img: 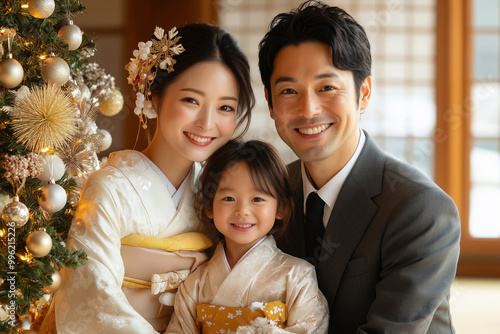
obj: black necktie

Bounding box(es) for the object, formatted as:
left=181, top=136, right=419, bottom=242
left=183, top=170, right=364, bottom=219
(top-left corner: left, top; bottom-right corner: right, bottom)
left=305, top=192, right=325, bottom=265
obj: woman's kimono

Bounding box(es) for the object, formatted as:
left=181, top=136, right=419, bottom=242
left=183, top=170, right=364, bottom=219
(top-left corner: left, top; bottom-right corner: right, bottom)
left=51, top=150, right=213, bottom=334
left=167, top=236, right=329, bottom=333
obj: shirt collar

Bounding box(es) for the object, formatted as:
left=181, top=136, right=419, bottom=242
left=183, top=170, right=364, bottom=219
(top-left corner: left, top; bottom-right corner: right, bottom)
left=302, top=129, right=366, bottom=214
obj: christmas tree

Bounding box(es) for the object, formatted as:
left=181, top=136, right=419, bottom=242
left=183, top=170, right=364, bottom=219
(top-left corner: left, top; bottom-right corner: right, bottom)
left=0, top=1, right=123, bottom=333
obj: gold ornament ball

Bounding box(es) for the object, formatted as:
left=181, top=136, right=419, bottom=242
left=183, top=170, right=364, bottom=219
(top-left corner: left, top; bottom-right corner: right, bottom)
left=58, top=22, right=82, bottom=51
left=26, top=230, right=53, bottom=257
left=41, top=56, right=70, bottom=86
left=28, top=0, right=55, bottom=19
left=0, top=57, right=24, bottom=88
left=98, top=88, right=124, bottom=116
left=22, top=331, right=38, bottom=334
left=42, top=270, right=62, bottom=294
left=1, top=200, right=29, bottom=228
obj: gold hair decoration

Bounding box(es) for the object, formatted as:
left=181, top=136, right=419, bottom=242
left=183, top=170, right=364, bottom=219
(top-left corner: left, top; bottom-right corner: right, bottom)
left=125, top=26, right=185, bottom=128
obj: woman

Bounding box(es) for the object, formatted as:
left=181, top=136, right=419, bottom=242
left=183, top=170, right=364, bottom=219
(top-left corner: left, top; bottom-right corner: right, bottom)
left=48, top=23, right=254, bottom=334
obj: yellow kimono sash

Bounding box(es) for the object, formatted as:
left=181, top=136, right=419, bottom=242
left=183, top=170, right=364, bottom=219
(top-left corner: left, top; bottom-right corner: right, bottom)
left=121, top=232, right=212, bottom=332
left=121, top=232, right=212, bottom=289
left=197, top=301, right=286, bottom=333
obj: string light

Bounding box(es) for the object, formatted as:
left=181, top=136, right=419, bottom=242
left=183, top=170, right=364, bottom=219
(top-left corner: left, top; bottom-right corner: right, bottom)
left=19, top=253, right=33, bottom=263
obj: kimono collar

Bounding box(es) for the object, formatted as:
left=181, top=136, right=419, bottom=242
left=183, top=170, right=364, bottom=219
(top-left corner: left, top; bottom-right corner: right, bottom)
left=222, top=236, right=268, bottom=272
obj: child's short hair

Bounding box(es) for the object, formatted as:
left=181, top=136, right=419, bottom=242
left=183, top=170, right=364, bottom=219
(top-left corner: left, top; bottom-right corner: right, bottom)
left=197, top=139, right=293, bottom=238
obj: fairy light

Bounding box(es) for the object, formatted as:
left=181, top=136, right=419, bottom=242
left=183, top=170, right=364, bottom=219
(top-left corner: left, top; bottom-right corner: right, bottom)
left=21, top=4, right=29, bottom=9
left=39, top=55, right=47, bottom=60
left=0, top=229, right=5, bottom=237
left=19, top=253, right=33, bottom=263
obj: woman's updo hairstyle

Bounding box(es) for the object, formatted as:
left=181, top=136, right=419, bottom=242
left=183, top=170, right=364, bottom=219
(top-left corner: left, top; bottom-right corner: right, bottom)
left=150, top=23, right=254, bottom=137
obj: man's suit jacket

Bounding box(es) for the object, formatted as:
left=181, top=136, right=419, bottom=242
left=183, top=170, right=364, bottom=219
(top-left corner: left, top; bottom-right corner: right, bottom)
left=277, top=131, right=461, bottom=333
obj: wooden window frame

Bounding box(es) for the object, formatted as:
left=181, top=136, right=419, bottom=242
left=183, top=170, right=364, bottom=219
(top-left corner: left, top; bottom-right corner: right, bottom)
left=436, top=0, right=500, bottom=277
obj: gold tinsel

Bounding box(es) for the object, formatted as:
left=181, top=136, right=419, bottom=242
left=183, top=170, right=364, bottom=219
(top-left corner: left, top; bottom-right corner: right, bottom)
left=11, top=85, right=78, bottom=152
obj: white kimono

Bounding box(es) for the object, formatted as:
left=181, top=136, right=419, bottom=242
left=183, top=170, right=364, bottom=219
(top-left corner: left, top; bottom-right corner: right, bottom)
left=53, top=150, right=212, bottom=334
left=167, top=236, right=329, bottom=334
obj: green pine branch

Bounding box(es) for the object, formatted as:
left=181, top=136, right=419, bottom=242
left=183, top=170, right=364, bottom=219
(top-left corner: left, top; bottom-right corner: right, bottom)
left=0, top=1, right=97, bottom=332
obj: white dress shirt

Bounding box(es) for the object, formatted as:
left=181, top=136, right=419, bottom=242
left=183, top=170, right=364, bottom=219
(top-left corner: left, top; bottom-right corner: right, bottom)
left=302, top=129, right=366, bottom=228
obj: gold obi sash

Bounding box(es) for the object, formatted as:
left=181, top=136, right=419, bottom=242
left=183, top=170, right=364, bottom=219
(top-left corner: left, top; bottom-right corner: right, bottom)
left=121, top=232, right=212, bottom=333
left=197, top=301, right=286, bottom=333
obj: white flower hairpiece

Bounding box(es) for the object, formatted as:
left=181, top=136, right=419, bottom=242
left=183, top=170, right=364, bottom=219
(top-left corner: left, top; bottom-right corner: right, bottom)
left=125, top=26, right=185, bottom=128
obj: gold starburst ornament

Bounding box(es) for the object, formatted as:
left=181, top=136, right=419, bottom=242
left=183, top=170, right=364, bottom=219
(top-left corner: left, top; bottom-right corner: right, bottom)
left=11, top=85, right=78, bottom=152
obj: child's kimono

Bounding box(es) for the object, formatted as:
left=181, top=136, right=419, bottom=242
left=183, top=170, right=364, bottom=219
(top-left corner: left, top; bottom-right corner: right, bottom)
left=167, top=235, right=329, bottom=333
left=48, top=150, right=214, bottom=334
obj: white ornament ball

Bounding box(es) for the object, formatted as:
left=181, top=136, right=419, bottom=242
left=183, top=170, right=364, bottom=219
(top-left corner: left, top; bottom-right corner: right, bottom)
left=42, top=270, right=62, bottom=294
left=98, top=88, right=124, bottom=116
left=1, top=199, right=29, bottom=228
left=38, top=154, right=66, bottom=183
left=38, top=182, right=67, bottom=213
left=0, top=57, right=24, bottom=88
left=58, top=22, right=82, bottom=51
left=79, top=84, right=91, bottom=100
left=26, top=230, right=52, bottom=257
left=28, top=0, right=55, bottom=19
left=98, top=129, right=112, bottom=151
left=41, top=56, right=70, bottom=86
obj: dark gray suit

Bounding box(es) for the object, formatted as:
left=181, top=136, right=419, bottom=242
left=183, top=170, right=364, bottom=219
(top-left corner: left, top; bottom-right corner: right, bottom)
left=277, top=131, right=461, bottom=333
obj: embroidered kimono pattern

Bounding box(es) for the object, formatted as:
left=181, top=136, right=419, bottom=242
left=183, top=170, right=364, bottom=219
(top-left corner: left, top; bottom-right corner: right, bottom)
left=52, top=150, right=213, bottom=334
left=197, top=301, right=286, bottom=333
left=166, top=236, right=329, bottom=333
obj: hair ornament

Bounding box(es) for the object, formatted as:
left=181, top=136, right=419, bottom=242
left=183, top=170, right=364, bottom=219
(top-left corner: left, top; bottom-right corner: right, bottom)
left=125, top=26, right=185, bottom=128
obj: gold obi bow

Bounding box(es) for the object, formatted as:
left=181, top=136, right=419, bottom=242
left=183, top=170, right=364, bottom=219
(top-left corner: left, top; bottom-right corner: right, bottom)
left=197, top=301, right=286, bottom=333
left=121, top=232, right=212, bottom=294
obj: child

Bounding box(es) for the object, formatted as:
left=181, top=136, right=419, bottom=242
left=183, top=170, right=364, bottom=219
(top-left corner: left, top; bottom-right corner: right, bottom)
left=166, top=140, right=328, bottom=333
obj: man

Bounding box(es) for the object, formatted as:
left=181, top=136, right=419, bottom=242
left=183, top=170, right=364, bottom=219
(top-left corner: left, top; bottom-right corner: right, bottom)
left=258, top=1, right=461, bottom=333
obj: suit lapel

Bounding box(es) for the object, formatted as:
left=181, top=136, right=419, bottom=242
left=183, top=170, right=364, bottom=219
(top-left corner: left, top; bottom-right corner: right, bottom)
left=317, top=132, right=385, bottom=300
left=277, top=160, right=307, bottom=257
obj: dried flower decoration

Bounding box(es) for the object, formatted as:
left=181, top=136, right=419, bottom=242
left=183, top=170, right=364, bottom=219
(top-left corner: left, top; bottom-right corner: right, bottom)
left=3, top=153, right=45, bottom=195
left=125, top=26, right=185, bottom=128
